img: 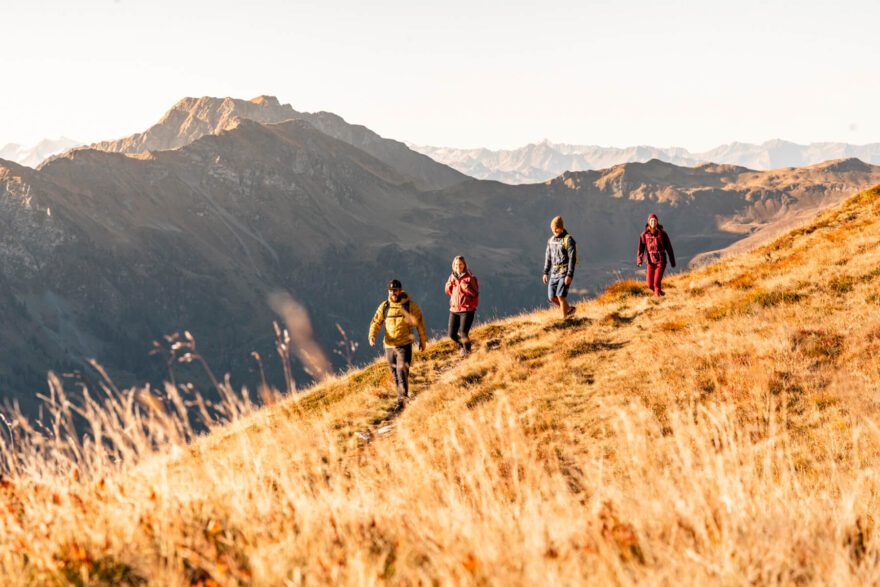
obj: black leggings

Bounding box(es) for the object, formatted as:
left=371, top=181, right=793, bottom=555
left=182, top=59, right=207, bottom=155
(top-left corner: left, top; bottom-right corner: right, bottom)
left=448, top=311, right=475, bottom=351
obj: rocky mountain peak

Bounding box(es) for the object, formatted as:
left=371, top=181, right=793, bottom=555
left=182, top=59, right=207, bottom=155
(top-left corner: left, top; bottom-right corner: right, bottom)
left=95, top=95, right=302, bottom=156
left=250, top=95, right=280, bottom=106
left=88, top=95, right=467, bottom=190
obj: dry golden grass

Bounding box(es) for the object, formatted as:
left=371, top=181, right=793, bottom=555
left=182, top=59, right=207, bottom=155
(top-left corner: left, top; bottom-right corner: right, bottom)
left=3, top=186, right=880, bottom=584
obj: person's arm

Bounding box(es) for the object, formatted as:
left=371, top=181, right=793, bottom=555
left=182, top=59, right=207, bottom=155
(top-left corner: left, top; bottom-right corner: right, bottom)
left=543, top=241, right=551, bottom=283
left=445, top=274, right=456, bottom=296
left=461, top=274, right=479, bottom=297
left=412, top=303, right=427, bottom=351
left=663, top=231, right=676, bottom=267
left=637, top=233, right=645, bottom=266
left=565, top=237, right=576, bottom=281
left=368, top=303, right=385, bottom=346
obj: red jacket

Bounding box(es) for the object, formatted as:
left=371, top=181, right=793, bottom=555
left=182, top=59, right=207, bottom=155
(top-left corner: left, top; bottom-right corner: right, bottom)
left=637, top=225, right=676, bottom=267
left=445, top=271, right=480, bottom=312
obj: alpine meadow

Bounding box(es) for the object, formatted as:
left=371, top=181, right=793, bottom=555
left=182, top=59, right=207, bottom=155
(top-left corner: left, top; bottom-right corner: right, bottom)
left=2, top=180, right=880, bottom=583
left=4, top=0, right=880, bottom=583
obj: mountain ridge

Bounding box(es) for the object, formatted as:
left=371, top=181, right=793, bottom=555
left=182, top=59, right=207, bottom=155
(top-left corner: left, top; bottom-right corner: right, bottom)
left=83, top=95, right=468, bottom=190
left=412, top=139, right=880, bottom=184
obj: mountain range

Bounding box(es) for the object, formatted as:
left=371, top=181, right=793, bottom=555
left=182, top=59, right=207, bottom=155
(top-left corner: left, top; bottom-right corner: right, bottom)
left=2, top=95, right=880, bottom=413
left=411, top=139, right=880, bottom=184
left=9, top=128, right=880, bottom=189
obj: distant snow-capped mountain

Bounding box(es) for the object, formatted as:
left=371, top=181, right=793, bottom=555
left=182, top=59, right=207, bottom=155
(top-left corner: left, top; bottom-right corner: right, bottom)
left=410, top=139, right=880, bottom=184
left=0, top=137, right=82, bottom=168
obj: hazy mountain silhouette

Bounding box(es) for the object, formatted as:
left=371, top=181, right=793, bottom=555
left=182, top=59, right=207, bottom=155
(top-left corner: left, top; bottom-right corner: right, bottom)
left=0, top=137, right=81, bottom=168
left=412, top=139, right=880, bottom=183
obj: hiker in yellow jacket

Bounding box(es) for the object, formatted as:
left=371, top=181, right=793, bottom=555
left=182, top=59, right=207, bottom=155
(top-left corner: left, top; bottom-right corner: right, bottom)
left=369, top=279, right=428, bottom=411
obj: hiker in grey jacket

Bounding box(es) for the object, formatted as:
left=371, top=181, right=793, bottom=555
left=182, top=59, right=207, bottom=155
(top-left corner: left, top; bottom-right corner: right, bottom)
left=543, top=215, right=577, bottom=319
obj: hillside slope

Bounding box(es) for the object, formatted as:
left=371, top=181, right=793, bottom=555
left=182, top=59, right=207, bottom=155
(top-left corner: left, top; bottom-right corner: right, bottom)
left=2, top=185, right=880, bottom=583
left=1, top=118, right=440, bottom=408
left=8, top=132, right=880, bottom=412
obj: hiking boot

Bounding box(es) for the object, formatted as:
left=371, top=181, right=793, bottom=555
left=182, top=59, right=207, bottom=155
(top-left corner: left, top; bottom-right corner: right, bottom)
left=394, top=399, right=405, bottom=412
left=565, top=305, right=577, bottom=318
left=460, top=346, right=468, bottom=358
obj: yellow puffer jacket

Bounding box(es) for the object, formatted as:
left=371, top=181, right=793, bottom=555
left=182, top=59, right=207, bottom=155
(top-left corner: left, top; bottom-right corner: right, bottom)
left=368, top=291, right=427, bottom=349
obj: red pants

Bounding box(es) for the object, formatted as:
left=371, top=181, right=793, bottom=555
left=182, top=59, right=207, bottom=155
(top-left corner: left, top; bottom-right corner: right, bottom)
left=646, top=262, right=666, bottom=295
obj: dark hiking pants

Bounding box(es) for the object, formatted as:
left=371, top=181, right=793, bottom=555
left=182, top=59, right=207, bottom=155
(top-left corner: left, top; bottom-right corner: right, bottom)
left=448, top=311, right=475, bottom=351
left=385, top=344, right=413, bottom=402
left=646, top=262, right=666, bottom=295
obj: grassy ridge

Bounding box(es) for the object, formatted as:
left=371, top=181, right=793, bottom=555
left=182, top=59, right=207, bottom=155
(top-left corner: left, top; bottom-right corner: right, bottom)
left=2, top=186, right=880, bottom=584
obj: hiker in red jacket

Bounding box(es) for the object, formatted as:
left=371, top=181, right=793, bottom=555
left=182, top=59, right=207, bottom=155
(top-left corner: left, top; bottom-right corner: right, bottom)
left=637, top=213, right=676, bottom=297
left=445, top=256, right=480, bottom=358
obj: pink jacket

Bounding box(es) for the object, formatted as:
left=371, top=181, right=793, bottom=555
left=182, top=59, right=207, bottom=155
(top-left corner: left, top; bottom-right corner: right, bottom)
left=445, top=272, right=480, bottom=312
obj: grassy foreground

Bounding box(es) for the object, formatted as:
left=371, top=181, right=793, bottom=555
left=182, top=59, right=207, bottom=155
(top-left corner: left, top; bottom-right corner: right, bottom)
left=3, top=186, right=880, bottom=584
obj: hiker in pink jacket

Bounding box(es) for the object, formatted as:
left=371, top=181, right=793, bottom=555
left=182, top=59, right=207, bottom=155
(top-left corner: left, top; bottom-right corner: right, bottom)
left=445, top=256, right=480, bottom=358
left=637, top=213, right=676, bottom=297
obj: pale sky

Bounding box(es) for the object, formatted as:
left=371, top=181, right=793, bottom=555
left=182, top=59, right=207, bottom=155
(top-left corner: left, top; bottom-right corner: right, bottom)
left=1, top=0, right=879, bottom=151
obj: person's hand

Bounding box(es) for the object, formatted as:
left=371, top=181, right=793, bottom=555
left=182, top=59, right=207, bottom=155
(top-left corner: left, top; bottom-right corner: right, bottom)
left=542, top=274, right=548, bottom=284
left=637, top=262, right=642, bottom=267
left=671, top=262, right=676, bottom=268
left=369, top=336, right=376, bottom=347
left=564, top=276, right=572, bottom=286
left=418, top=341, right=426, bottom=352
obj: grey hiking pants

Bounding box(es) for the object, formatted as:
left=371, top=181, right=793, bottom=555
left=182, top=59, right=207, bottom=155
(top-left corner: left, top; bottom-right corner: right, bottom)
left=385, top=344, right=412, bottom=402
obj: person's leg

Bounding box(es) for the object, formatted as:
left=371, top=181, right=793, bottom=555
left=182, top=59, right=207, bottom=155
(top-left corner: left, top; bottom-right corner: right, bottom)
left=385, top=347, right=403, bottom=407
left=646, top=263, right=656, bottom=290
left=398, top=344, right=413, bottom=399
left=548, top=277, right=561, bottom=307
left=559, top=296, right=571, bottom=317
left=655, top=262, right=667, bottom=295
left=556, top=277, right=574, bottom=318
left=550, top=276, right=569, bottom=315
left=459, top=311, right=475, bottom=352
left=448, top=312, right=462, bottom=348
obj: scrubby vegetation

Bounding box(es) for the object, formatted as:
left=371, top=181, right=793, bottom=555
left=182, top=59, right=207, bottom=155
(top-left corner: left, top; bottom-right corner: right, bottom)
left=2, top=186, right=880, bottom=584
